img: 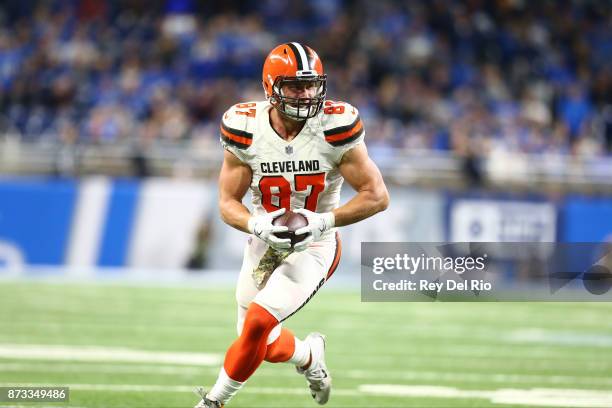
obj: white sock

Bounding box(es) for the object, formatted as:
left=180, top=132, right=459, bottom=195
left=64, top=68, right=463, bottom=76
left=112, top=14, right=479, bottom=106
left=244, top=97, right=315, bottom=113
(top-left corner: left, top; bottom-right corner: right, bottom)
left=287, top=336, right=311, bottom=367
left=206, top=368, right=245, bottom=404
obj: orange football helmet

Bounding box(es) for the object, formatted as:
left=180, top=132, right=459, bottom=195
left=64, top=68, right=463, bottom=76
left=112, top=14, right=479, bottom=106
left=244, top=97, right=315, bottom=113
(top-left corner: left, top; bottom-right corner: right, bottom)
left=262, top=42, right=326, bottom=120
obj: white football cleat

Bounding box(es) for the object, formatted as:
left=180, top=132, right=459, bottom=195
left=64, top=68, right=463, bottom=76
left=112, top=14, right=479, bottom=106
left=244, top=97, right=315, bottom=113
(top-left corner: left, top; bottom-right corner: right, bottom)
left=193, top=387, right=224, bottom=408
left=297, top=332, right=332, bottom=405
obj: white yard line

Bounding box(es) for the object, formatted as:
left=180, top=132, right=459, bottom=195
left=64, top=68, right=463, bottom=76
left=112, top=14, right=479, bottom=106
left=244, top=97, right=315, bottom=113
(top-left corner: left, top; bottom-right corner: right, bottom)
left=0, top=320, right=227, bottom=332
left=0, top=347, right=606, bottom=370
left=332, top=347, right=605, bottom=362
left=0, top=382, right=359, bottom=397
left=359, top=384, right=612, bottom=408
left=345, top=369, right=612, bottom=387
left=1, top=382, right=611, bottom=407
left=0, top=344, right=221, bottom=366
left=509, top=328, right=612, bottom=348
left=2, top=361, right=611, bottom=388
left=0, top=362, right=205, bottom=375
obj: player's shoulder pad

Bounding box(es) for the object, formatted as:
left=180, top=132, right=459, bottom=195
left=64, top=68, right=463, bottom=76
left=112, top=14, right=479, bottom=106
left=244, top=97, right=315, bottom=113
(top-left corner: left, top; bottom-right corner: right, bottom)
left=220, top=101, right=261, bottom=150
left=321, top=101, right=364, bottom=147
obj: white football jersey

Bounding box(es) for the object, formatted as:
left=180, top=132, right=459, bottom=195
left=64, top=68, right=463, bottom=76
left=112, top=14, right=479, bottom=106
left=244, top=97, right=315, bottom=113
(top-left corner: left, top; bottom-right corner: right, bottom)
left=220, top=100, right=365, bottom=219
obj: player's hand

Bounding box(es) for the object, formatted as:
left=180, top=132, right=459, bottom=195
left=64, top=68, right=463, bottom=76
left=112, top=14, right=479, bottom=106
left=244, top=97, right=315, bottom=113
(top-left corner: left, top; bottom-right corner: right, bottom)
left=247, top=208, right=292, bottom=251
left=293, top=209, right=335, bottom=251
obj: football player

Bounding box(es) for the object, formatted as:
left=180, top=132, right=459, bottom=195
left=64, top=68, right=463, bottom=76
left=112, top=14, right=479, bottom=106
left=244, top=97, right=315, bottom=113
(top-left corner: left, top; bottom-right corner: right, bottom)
left=196, top=42, right=389, bottom=407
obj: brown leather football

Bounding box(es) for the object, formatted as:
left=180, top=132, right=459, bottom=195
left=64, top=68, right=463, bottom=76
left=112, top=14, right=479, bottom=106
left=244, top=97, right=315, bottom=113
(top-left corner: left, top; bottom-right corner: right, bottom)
left=273, top=210, right=309, bottom=246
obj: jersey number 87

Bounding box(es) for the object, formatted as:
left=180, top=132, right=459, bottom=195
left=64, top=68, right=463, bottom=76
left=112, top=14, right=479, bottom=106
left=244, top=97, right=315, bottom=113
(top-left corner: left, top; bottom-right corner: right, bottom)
left=259, top=173, right=325, bottom=212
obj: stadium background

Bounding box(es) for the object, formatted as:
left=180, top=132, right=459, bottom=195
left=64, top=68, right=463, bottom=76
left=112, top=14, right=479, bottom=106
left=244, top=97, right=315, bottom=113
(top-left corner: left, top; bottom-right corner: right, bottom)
left=0, top=1, right=611, bottom=407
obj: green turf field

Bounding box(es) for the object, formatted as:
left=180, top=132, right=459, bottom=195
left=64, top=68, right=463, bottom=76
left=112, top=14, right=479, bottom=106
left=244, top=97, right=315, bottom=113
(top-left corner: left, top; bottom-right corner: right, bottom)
left=1, top=281, right=611, bottom=408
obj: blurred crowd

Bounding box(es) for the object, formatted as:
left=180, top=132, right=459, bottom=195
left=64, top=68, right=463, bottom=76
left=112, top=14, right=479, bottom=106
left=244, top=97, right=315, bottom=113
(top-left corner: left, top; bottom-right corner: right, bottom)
left=0, top=0, right=610, bottom=159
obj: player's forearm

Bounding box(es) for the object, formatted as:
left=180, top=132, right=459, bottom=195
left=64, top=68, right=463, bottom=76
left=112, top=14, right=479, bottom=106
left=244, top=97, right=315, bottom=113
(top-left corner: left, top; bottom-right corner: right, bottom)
left=219, top=200, right=251, bottom=233
left=332, top=186, right=389, bottom=227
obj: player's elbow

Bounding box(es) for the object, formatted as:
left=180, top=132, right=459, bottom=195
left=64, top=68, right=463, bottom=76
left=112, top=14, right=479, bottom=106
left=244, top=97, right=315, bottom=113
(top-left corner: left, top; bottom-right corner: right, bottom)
left=372, top=185, right=390, bottom=214
left=377, top=187, right=390, bottom=212
left=218, top=198, right=236, bottom=226
left=219, top=207, right=231, bottom=226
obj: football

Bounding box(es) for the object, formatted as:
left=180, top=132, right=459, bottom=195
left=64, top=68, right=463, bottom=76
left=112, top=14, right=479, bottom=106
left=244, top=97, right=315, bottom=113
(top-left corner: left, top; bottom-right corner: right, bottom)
left=273, top=210, right=309, bottom=247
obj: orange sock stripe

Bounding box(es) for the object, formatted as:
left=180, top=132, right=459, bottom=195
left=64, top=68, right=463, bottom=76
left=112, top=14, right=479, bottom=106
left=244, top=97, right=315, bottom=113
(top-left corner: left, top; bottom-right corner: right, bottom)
left=326, top=232, right=342, bottom=280
left=223, top=302, right=279, bottom=382
left=264, top=328, right=295, bottom=363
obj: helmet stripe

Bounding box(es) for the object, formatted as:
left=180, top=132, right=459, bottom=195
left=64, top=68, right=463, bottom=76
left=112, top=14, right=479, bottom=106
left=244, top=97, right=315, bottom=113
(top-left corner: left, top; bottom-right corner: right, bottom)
left=286, top=43, right=303, bottom=70
left=290, top=42, right=310, bottom=70
left=305, top=47, right=316, bottom=71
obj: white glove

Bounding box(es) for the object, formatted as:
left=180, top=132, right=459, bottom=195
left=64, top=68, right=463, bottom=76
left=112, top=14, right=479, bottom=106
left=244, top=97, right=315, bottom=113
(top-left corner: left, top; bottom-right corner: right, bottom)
left=293, top=209, right=335, bottom=252
left=247, top=208, right=291, bottom=251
